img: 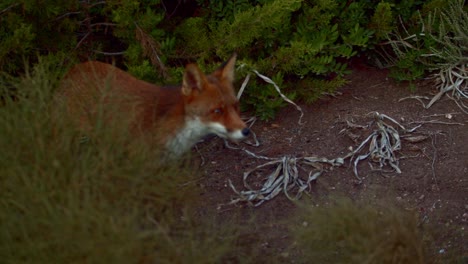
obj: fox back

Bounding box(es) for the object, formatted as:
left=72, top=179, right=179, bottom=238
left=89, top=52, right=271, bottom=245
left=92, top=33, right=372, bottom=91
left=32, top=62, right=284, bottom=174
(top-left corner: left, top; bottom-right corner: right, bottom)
left=57, top=54, right=249, bottom=157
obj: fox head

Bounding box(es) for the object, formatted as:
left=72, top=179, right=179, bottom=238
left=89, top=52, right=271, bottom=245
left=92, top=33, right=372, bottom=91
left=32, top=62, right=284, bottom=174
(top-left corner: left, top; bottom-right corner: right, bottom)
left=181, top=54, right=250, bottom=142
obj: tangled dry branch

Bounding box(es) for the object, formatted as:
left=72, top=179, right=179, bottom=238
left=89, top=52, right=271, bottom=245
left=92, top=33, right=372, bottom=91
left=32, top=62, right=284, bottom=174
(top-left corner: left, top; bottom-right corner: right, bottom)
left=226, top=111, right=463, bottom=206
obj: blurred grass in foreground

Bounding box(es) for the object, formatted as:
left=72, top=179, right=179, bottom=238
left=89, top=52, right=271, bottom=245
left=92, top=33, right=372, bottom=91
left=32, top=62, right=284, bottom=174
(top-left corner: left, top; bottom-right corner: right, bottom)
left=292, top=197, right=430, bottom=264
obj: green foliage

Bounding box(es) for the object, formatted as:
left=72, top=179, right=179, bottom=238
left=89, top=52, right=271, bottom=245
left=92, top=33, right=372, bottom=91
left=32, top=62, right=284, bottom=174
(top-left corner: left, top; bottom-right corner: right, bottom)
left=388, top=47, right=426, bottom=89
left=0, top=23, right=35, bottom=73
left=296, top=76, right=349, bottom=104
left=0, top=1, right=78, bottom=73
left=197, top=0, right=263, bottom=21
left=0, top=1, right=171, bottom=81
left=369, top=2, right=394, bottom=40
left=213, top=0, right=302, bottom=57
left=1, top=0, right=451, bottom=119
left=243, top=72, right=297, bottom=120
left=102, top=0, right=172, bottom=81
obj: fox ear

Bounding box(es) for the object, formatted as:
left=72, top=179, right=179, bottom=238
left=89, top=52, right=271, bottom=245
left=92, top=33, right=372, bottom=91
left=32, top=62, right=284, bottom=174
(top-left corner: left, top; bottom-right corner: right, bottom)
left=219, top=53, right=237, bottom=82
left=182, top=64, right=206, bottom=95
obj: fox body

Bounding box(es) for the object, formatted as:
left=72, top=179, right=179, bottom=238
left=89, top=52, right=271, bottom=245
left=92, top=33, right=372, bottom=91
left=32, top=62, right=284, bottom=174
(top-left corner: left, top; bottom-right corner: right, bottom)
left=58, top=55, right=249, bottom=157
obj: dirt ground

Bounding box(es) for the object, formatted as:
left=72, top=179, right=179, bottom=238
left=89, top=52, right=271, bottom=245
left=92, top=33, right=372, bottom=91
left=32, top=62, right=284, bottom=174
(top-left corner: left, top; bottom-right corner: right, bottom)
left=194, top=62, right=467, bottom=262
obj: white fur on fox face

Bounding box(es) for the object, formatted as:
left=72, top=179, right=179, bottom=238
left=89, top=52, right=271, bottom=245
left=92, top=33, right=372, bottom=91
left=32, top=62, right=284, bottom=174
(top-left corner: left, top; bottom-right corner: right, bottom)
left=167, top=118, right=247, bottom=157
left=227, top=129, right=247, bottom=140
left=167, top=117, right=211, bottom=156
left=208, top=122, right=246, bottom=140
left=207, top=122, right=228, bottom=137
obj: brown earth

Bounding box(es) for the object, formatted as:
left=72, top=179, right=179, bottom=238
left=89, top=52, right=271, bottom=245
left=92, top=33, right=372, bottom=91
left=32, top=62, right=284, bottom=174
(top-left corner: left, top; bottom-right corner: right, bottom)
left=194, top=63, right=467, bottom=262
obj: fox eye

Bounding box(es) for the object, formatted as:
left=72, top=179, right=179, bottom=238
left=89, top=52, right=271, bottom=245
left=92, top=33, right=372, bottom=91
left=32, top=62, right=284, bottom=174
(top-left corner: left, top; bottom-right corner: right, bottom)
left=212, top=108, right=223, bottom=114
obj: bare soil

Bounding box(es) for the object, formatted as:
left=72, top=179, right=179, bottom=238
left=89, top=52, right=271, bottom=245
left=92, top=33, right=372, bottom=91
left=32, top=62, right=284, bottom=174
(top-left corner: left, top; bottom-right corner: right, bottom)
left=194, top=62, right=467, bottom=262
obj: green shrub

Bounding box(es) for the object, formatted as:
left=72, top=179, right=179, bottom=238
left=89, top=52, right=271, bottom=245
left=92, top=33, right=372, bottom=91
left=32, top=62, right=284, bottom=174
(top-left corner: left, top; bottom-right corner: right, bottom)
left=1, top=0, right=445, bottom=120
left=0, top=1, right=78, bottom=74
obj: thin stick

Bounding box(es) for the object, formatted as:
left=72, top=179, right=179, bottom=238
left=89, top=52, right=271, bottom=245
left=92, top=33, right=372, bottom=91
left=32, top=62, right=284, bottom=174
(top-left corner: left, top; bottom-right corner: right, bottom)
left=429, top=134, right=440, bottom=191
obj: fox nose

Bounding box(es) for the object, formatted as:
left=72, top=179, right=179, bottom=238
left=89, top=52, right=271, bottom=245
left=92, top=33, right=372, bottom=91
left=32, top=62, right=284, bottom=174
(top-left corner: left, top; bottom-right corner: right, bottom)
left=241, top=127, right=250, bottom=137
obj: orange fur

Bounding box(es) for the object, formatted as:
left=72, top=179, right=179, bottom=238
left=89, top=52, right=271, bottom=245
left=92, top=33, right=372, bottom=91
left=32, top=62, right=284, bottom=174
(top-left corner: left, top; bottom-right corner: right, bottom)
left=57, top=54, right=249, bottom=156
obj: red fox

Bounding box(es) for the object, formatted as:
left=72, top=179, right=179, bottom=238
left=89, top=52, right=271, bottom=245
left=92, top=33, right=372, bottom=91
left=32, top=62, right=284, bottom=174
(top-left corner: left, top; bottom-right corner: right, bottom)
left=58, top=54, right=249, bottom=157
